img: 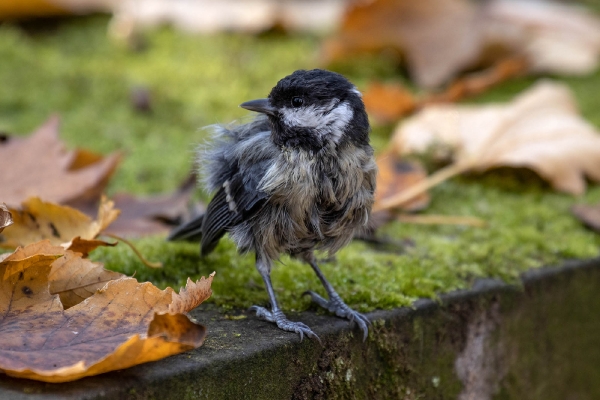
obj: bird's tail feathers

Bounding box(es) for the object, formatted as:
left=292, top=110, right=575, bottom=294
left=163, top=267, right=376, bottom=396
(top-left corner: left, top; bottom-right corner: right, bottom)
left=167, top=214, right=205, bottom=242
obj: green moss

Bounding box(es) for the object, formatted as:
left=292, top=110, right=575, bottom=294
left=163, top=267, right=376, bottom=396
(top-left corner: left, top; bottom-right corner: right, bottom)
left=1, top=16, right=600, bottom=312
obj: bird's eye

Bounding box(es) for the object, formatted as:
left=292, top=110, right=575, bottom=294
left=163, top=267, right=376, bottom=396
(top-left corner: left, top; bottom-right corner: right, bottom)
left=291, top=96, right=304, bottom=108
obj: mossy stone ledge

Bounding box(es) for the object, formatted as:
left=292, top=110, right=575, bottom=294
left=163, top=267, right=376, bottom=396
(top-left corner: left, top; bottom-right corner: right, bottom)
left=2, top=257, right=600, bottom=399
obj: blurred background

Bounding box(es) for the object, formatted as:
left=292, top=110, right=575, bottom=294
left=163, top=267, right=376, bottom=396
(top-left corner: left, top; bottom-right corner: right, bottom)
left=1, top=0, right=598, bottom=197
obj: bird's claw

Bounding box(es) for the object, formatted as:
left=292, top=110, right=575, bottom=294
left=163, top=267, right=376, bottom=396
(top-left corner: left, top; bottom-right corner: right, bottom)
left=249, top=306, right=321, bottom=343
left=303, top=290, right=370, bottom=341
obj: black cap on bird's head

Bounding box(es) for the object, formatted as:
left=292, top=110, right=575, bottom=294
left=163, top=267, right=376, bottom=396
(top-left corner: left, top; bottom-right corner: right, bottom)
left=240, top=69, right=369, bottom=152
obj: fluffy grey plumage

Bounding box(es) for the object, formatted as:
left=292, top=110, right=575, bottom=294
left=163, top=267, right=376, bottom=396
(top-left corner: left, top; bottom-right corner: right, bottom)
left=169, top=69, right=377, bottom=340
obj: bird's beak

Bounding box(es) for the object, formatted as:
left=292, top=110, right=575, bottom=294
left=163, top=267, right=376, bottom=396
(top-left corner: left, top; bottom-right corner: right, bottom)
left=240, top=98, right=276, bottom=116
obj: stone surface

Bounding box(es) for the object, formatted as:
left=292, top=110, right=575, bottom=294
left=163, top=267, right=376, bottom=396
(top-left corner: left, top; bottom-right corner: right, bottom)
left=1, top=258, right=600, bottom=399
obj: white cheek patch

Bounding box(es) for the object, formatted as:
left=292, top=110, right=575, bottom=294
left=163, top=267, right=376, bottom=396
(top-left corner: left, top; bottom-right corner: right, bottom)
left=280, top=100, right=354, bottom=144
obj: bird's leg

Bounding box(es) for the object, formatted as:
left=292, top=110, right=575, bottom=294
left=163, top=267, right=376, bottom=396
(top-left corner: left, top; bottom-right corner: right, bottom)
left=249, top=255, right=320, bottom=341
left=302, top=253, right=370, bottom=340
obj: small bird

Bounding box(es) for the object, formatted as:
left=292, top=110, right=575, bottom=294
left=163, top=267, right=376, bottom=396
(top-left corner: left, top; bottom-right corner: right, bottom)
left=169, top=69, right=377, bottom=340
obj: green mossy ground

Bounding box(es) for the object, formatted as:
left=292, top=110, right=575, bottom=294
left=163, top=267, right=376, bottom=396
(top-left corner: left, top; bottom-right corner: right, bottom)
left=1, top=15, right=599, bottom=312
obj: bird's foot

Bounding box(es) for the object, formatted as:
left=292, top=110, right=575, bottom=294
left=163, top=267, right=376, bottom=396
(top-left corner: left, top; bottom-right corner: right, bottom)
left=249, top=306, right=320, bottom=342
left=303, top=291, right=370, bottom=340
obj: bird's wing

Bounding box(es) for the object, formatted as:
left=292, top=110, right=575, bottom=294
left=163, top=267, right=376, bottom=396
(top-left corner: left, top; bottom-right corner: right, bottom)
left=200, top=170, right=268, bottom=255
left=168, top=167, right=268, bottom=256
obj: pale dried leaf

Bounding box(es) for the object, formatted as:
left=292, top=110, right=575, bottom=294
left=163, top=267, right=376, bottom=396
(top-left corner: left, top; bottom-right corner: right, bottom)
left=169, top=273, right=215, bottom=314
left=393, top=80, right=600, bottom=194
left=49, top=251, right=124, bottom=308
left=1, top=240, right=65, bottom=264
left=484, top=0, right=600, bottom=76
left=109, top=0, right=346, bottom=37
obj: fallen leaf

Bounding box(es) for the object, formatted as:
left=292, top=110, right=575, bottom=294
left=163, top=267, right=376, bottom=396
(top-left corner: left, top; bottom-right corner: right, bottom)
left=374, top=151, right=429, bottom=212
left=69, top=174, right=199, bottom=238
left=0, top=0, right=70, bottom=19
left=109, top=0, right=346, bottom=37
left=0, top=204, right=12, bottom=234
left=0, top=242, right=214, bottom=383
left=0, top=116, right=120, bottom=207
left=49, top=250, right=124, bottom=308
left=169, top=277, right=215, bottom=314
left=1, top=239, right=64, bottom=264
left=322, top=0, right=484, bottom=88
left=379, top=80, right=600, bottom=209
left=363, top=57, right=529, bottom=124
left=106, top=174, right=199, bottom=237
left=484, top=0, right=600, bottom=76
left=1, top=197, right=119, bottom=255
left=571, top=203, right=600, bottom=233
left=324, top=0, right=600, bottom=88
left=426, top=57, right=529, bottom=104
left=362, top=82, right=417, bottom=124
left=67, top=237, right=117, bottom=257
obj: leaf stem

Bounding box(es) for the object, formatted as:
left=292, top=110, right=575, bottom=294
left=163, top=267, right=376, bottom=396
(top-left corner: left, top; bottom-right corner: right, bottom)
left=103, top=233, right=163, bottom=269
left=373, top=161, right=473, bottom=212
left=396, top=214, right=487, bottom=227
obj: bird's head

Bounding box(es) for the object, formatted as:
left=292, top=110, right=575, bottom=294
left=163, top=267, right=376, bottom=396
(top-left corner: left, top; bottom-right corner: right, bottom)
left=240, top=69, right=369, bottom=152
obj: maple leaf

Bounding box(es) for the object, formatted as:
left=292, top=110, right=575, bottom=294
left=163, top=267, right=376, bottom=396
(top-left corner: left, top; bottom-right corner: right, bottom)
left=49, top=250, right=124, bottom=308
left=377, top=80, right=600, bottom=210
left=1, top=197, right=119, bottom=256
left=0, top=241, right=214, bottom=383
left=0, top=116, right=120, bottom=207
left=0, top=204, right=12, bottom=234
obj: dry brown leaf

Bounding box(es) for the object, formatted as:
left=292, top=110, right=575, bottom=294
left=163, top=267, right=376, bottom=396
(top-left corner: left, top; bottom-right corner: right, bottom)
left=324, top=0, right=600, bottom=88
left=0, top=243, right=214, bottom=383
left=0, top=0, right=70, bottom=19
left=322, top=0, right=484, bottom=88
left=169, top=277, right=215, bottom=314
left=0, top=116, right=120, bottom=207
left=380, top=80, right=600, bottom=210
left=571, top=203, right=600, bottom=233
left=1, top=197, right=119, bottom=254
left=67, top=237, right=117, bottom=257
left=363, top=57, right=528, bottom=124
left=426, top=57, right=529, bottom=104
left=49, top=250, right=124, bottom=308
left=70, top=174, right=199, bottom=238
left=374, top=151, right=429, bottom=212
left=362, top=82, right=417, bottom=124
left=106, top=175, right=199, bottom=237
left=0, top=204, right=12, bottom=234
